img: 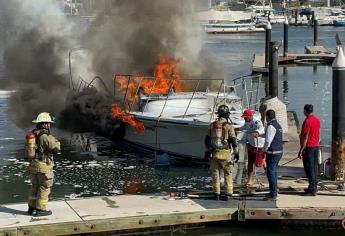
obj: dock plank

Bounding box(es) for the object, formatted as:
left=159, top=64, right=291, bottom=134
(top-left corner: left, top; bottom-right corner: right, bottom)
left=67, top=195, right=207, bottom=220
left=0, top=201, right=81, bottom=229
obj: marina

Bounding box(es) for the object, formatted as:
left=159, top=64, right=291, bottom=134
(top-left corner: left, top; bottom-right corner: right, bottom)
left=0, top=0, right=345, bottom=235
left=1, top=117, right=345, bottom=235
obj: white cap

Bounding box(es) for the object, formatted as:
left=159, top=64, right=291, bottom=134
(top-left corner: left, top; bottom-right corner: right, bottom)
left=332, top=46, right=345, bottom=70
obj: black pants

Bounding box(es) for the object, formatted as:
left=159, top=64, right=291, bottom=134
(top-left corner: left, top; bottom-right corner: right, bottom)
left=302, top=147, right=319, bottom=193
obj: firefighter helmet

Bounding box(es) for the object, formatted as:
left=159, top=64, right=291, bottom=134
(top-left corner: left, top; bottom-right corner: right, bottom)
left=217, top=105, right=230, bottom=117
left=32, top=112, right=54, bottom=123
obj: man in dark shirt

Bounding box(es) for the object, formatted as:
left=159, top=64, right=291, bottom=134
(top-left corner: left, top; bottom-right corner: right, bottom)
left=298, top=104, right=321, bottom=196
left=263, top=110, right=283, bottom=200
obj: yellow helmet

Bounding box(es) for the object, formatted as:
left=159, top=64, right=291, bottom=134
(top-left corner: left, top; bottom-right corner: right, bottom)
left=32, top=112, right=54, bottom=123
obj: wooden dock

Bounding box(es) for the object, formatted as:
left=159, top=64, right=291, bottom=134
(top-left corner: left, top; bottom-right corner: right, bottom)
left=1, top=192, right=345, bottom=235
left=1, top=112, right=345, bottom=235
left=252, top=52, right=336, bottom=74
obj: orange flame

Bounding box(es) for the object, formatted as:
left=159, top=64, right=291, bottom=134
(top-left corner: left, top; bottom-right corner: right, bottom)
left=110, top=103, right=145, bottom=134
left=115, top=54, right=184, bottom=102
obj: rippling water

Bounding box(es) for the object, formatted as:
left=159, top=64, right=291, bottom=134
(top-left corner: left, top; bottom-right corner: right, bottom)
left=1, top=25, right=345, bottom=235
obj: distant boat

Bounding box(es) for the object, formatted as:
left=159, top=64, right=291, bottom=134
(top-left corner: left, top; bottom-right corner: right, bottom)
left=204, top=21, right=264, bottom=34
left=334, top=19, right=345, bottom=26
left=197, top=8, right=253, bottom=23
left=245, top=4, right=286, bottom=24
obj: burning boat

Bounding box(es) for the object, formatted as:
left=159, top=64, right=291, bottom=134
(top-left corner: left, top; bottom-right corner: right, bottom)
left=111, top=56, right=263, bottom=161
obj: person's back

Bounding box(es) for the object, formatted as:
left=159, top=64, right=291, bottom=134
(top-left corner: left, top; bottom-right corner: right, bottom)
left=205, top=105, right=239, bottom=201
left=298, top=104, right=320, bottom=196
left=27, top=112, right=60, bottom=217
left=301, top=114, right=320, bottom=148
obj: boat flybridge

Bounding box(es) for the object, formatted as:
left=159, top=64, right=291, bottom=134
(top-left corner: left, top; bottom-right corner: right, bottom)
left=114, top=75, right=263, bottom=161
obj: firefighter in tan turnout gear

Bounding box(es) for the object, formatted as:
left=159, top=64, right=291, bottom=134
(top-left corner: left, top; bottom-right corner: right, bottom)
left=205, top=105, right=239, bottom=201
left=26, top=112, right=60, bottom=216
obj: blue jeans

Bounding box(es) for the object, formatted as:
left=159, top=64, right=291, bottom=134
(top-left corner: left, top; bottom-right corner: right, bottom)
left=302, top=147, right=319, bottom=193
left=265, top=153, right=283, bottom=197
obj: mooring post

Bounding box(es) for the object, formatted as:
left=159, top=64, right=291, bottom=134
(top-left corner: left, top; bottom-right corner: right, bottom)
left=269, top=41, right=279, bottom=98
left=332, top=46, right=345, bottom=181
left=283, top=18, right=289, bottom=57
left=294, top=10, right=298, bottom=26
left=311, top=11, right=315, bottom=26
left=313, top=16, right=318, bottom=46
left=265, top=22, right=272, bottom=68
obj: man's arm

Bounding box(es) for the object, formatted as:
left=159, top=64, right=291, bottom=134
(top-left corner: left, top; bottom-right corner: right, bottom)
left=228, top=125, right=239, bottom=162
left=263, top=125, right=276, bottom=152
left=254, top=119, right=265, bottom=135
left=298, top=121, right=310, bottom=158
left=298, top=133, right=308, bottom=159
left=251, top=119, right=265, bottom=138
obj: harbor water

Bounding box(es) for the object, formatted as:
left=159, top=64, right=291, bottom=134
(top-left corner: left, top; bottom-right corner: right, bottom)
left=1, top=26, right=345, bottom=235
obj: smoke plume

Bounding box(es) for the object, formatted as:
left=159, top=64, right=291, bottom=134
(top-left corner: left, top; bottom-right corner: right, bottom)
left=0, top=0, right=77, bottom=127
left=1, top=0, right=222, bottom=130
left=83, top=0, right=221, bottom=86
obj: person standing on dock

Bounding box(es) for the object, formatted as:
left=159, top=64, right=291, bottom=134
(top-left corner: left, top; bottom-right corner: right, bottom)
left=205, top=105, right=239, bottom=201
left=238, top=109, right=265, bottom=188
left=298, top=104, right=320, bottom=196
left=263, top=110, right=283, bottom=201
left=26, top=112, right=61, bottom=216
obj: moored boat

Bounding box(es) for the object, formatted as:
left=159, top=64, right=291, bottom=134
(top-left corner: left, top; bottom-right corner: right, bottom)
left=203, top=21, right=265, bottom=33
left=114, top=75, right=263, bottom=161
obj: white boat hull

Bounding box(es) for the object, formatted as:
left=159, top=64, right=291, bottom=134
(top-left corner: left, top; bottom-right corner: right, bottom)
left=125, top=118, right=207, bottom=159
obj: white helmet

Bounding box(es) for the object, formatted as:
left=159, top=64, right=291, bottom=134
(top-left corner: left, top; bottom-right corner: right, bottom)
left=32, top=112, right=54, bottom=123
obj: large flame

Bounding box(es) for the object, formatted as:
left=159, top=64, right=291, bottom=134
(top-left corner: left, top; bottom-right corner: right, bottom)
left=110, top=103, right=145, bottom=134
left=115, top=55, right=184, bottom=102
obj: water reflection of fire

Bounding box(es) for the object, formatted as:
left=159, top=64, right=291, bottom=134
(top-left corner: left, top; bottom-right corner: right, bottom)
left=110, top=103, right=145, bottom=134
left=115, top=55, right=184, bottom=102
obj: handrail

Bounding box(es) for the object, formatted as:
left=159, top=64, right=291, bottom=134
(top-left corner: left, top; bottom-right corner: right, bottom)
left=183, top=80, right=200, bottom=119
left=129, top=77, right=144, bottom=112
left=113, top=74, right=262, bottom=122
left=209, top=79, right=224, bottom=123
left=87, top=76, right=113, bottom=97
left=142, top=78, right=159, bottom=114
left=159, top=80, right=176, bottom=117
left=122, top=75, right=131, bottom=107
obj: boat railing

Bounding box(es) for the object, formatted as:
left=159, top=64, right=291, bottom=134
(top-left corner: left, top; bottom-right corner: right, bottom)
left=113, top=74, right=262, bottom=121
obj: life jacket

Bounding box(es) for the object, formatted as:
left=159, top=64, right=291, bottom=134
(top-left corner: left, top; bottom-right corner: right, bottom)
left=210, top=119, right=230, bottom=151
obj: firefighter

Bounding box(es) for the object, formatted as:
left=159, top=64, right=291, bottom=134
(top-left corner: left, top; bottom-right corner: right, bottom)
left=205, top=105, right=239, bottom=201
left=27, top=112, right=60, bottom=216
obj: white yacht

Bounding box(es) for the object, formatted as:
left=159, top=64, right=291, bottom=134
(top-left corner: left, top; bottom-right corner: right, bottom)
left=245, top=2, right=287, bottom=24
left=115, top=75, right=263, bottom=160
left=204, top=21, right=264, bottom=33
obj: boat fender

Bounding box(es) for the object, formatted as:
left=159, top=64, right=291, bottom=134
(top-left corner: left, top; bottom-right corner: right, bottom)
left=341, top=218, right=345, bottom=230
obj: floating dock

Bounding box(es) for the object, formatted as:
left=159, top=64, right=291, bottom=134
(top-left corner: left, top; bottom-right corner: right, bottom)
left=252, top=48, right=336, bottom=74
left=1, top=113, right=345, bottom=235
left=1, top=193, right=345, bottom=235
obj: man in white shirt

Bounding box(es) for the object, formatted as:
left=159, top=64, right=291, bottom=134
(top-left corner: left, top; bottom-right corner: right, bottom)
left=238, top=109, right=265, bottom=187
left=263, top=110, right=283, bottom=200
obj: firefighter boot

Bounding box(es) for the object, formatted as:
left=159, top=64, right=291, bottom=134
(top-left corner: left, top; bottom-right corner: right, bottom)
left=27, top=206, right=35, bottom=215
left=32, top=209, right=52, bottom=217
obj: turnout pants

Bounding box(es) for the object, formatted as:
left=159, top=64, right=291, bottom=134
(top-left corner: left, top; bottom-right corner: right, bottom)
left=209, top=158, right=234, bottom=195
left=28, top=170, right=54, bottom=210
